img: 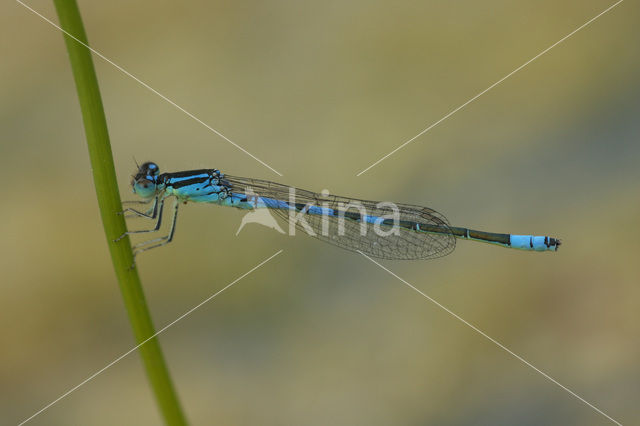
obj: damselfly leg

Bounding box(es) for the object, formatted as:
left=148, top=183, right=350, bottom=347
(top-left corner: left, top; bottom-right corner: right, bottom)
left=131, top=199, right=180, bottom=256
left=114, top=197, right=165, bottom=242
left=118, top=197, right=158, bottom=219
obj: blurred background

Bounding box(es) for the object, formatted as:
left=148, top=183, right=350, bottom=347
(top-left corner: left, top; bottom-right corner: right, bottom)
left=1, top=0, right=638, bottom=424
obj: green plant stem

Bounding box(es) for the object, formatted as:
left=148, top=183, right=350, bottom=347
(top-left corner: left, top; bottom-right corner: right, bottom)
left=53, top=1, right=187, bottom=424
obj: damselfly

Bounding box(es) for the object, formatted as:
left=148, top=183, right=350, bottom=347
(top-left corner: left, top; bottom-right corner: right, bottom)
left=118, top=162, right=561, bottom=260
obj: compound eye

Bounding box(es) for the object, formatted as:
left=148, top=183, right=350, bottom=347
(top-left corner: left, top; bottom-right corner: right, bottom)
left=139, top=179, right=152, bottom=188
left=133, top=178, right=157, bottom=198
left=141, top=161, right=160, bottom=176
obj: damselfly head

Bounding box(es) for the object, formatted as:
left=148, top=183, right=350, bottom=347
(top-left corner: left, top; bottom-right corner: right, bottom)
left=131, top=161, right=160, bottom=198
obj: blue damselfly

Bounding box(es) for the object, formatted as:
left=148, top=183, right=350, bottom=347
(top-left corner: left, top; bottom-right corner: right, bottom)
left=118, top=162, right=561, bottom=260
